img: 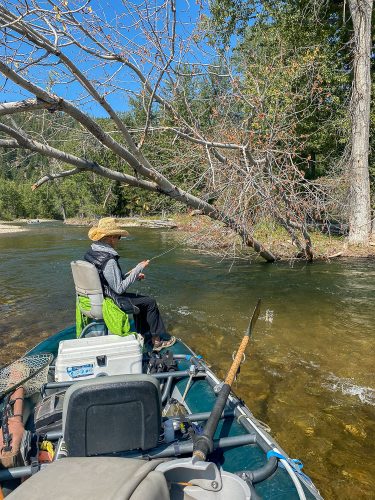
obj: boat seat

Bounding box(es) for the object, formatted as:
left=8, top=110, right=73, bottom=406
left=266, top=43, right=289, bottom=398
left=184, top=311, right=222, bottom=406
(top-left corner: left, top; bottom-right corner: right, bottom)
left=62, top=375, right=161, bottom=457
left=71, top=260, right=105, bottom=320
left=7, top=457, right=170, bottom=500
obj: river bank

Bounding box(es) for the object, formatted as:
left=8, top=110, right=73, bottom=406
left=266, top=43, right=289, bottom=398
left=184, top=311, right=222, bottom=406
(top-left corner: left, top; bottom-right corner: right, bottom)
left=0, top=222, right=28, bottom=234
left=0, top=219, right=57, bottom=235
left=64, top=215, right=375, bottom=260
left=1, top=216, right=374, bottom=260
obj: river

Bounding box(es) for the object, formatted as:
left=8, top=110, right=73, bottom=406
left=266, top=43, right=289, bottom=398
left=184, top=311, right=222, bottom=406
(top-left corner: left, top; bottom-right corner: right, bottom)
left=0, top=222, right=374, bottom=499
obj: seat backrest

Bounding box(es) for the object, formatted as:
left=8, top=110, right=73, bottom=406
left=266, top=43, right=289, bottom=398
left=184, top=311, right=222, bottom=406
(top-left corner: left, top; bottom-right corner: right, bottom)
left=62, top=375, right=161, bottom=457
left=71, top=260, right=104, bottom=319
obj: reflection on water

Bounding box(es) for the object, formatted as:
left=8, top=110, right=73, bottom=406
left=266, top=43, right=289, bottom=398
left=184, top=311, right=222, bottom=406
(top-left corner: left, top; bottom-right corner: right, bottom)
left=0, top=222, right=374, bottom=498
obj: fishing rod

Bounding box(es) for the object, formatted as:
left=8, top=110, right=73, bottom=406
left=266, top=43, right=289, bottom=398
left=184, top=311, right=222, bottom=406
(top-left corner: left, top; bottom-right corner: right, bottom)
left=147, top=225, right=211, bottom=262
left=147, top=212, right=250, bottom=262
left=148, top=243, right=183, bottom=262
left=147, top=196, right=267, bottom=262
left=192, top=298, right=261, bottom=462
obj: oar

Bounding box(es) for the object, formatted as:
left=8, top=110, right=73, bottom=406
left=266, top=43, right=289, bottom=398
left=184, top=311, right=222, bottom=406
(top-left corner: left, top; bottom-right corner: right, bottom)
left=192, top=298, right=261, bottom=462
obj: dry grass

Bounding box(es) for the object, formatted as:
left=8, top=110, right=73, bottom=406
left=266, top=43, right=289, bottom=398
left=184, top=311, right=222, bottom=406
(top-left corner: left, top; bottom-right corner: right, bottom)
left=170, top=214, right=375, bottom=262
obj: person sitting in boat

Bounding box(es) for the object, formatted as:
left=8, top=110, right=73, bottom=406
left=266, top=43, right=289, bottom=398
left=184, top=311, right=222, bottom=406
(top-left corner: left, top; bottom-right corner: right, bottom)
left=84, top=217, right=175, bottom=352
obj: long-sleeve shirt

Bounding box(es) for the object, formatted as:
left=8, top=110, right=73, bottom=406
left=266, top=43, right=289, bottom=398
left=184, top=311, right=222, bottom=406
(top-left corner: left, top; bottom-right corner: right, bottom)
left=91, top=242, right=146, bottom=295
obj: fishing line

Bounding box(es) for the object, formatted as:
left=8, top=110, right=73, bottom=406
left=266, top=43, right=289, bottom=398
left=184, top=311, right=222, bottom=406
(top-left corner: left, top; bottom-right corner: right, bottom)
left=147, top=198, right=263, bottom=262
left=148, top=242, right=183, bottom=262
left=147, top=219, right=220, bottom=262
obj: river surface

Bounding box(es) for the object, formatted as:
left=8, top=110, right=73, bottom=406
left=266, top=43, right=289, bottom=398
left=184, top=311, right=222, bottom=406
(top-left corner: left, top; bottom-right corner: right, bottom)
left=0, top=222, right=374, bottom=499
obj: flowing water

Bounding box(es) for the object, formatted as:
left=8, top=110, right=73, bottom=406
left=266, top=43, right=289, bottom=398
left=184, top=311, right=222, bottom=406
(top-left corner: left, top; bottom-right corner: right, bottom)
left=0, top=222, right=374, bottom=499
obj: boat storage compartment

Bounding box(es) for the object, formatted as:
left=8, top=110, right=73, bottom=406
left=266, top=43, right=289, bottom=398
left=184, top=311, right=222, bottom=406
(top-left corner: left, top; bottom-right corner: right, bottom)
left=34, top=390, right=65, bottom=432
left=54, top=335, right=142, bottom=382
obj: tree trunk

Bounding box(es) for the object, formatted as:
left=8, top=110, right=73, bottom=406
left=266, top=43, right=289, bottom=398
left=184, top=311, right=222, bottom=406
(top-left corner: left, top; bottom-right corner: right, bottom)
left=61, top=203, right=66, bottom=222
left=347, top=0, right=373, bottom=245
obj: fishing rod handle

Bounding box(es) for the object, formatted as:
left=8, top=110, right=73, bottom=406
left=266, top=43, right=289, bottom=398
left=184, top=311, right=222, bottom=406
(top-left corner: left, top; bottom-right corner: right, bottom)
left=225, top=336, right=249, bottom=386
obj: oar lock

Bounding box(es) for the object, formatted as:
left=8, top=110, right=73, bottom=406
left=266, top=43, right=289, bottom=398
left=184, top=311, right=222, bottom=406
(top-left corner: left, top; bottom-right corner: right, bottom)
left=213, top=382, right=224, bottom=394
left=188, top=364, right=197, bottom=376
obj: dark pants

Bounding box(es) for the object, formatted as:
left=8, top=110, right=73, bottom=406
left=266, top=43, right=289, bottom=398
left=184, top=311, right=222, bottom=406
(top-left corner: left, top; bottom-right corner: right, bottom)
left=117, top=293, right=166, bottom=338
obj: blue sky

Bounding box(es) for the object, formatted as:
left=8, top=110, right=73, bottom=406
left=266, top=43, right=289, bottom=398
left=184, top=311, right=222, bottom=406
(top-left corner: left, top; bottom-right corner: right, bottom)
left=0, top=0, right=216, bottom=117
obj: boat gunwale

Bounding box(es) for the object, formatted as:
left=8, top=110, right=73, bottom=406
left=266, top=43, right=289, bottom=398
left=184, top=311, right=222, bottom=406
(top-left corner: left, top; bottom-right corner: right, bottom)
left=165, top=338, right=323, bottom=500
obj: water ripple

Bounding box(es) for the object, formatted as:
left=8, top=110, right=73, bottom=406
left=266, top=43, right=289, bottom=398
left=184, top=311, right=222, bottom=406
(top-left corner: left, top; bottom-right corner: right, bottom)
left=323, top=374, right=375, bottom=406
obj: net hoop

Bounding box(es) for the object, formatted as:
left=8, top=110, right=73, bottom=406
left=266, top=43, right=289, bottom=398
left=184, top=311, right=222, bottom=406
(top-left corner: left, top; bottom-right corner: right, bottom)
left=0, top=353, right=53, bottom=400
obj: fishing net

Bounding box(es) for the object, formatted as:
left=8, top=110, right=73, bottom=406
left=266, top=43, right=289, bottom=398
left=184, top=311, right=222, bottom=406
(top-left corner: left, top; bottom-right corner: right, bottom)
left=0, top=353, right=53, bottom=399
left=162, top=398, right=188, bottom=418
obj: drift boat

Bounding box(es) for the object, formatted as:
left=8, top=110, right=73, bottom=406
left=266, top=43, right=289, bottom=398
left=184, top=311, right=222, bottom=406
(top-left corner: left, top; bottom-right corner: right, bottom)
left=0, top=331, right=323, bottom=500
left=0, top=262, right=323, bottom=500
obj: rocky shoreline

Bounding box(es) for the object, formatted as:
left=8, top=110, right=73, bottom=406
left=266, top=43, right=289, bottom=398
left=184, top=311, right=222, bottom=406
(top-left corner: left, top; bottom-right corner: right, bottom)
left=0, top=218, right=56, bottom=235
left=64, top=217, right=177, bottom=229
left=0, top=217, right=178, bottom=234
left=0, top=222, right=27, bottom=234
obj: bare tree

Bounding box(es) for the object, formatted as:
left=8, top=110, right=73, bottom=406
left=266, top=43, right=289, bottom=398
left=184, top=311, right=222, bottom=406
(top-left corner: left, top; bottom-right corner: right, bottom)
left=0, top=1, right=338, bottom=261
left=347, top=0, right=373, bottom=245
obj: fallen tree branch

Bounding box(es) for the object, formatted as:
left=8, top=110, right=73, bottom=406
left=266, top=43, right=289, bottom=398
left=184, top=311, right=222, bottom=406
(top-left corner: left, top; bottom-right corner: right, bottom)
left=0, top=123, right=158, bottom=191
left=0, top=98, right=55, bottom=116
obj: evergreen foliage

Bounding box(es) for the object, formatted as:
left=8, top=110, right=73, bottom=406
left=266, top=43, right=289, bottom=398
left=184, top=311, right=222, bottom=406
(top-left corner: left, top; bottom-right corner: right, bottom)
left=0, top=106, right=205, bottom=220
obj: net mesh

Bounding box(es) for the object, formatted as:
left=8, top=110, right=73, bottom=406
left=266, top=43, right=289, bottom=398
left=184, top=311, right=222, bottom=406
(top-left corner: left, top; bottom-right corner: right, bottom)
left=0, top=353, right=53, bottom=398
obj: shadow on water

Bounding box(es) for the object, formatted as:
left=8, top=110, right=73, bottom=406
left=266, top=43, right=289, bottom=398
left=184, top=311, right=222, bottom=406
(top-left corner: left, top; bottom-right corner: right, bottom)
left=0, top=222, right=374, bottom=499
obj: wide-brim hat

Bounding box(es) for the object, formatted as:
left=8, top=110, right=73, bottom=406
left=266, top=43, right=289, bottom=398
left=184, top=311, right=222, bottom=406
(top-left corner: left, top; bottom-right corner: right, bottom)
left=88, top=217, right=130, bottom=241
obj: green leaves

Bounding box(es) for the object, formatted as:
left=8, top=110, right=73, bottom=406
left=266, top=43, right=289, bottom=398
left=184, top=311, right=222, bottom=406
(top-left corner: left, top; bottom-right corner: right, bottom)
left=210, top=0, right=355, bottom=178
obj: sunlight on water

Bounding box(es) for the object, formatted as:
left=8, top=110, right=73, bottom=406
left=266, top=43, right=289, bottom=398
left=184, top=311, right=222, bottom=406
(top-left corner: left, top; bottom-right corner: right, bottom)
left=0, top=222, right=374, bottom=499
left=323, top=374, right=375, bottom=406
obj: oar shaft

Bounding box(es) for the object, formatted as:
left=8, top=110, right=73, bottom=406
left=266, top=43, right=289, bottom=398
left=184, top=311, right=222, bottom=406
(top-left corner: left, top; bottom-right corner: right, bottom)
left=193, top=299, right=261, bottom=462
left=194, top=335, right=247, bottom=462
left=225, top=336, right=249, bottom=386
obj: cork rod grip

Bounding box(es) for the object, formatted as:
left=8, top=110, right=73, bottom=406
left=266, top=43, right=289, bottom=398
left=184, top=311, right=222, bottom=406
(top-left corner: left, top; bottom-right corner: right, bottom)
left=225, top=336, right=249, bottom=386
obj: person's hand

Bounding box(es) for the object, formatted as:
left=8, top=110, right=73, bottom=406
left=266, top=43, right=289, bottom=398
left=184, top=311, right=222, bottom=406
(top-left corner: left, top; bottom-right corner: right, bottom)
left=137, top=273, right=146, bottom=280
left=140, top=259, right=150, bottom=268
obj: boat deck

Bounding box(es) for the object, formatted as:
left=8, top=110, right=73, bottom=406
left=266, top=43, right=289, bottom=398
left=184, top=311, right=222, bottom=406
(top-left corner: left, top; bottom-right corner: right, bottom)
left=26, top=326, right=321, bottom=499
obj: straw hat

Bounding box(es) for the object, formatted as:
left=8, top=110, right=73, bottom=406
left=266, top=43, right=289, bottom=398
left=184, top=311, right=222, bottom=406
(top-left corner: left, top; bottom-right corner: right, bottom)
left=88, top=217, right=129, bottom=241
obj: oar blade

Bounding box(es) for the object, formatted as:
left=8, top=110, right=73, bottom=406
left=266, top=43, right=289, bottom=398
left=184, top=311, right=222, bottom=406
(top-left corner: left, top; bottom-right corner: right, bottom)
left=247, top=298, right=261, bottom=337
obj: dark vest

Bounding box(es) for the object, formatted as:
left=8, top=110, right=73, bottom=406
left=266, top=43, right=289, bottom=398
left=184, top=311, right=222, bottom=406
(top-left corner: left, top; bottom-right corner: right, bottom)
left=84, top=248, right=122, bottom=304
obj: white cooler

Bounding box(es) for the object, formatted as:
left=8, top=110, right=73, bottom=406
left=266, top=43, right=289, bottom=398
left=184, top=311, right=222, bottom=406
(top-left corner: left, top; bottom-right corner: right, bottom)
left=54, top=335, right=143, bottom=382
